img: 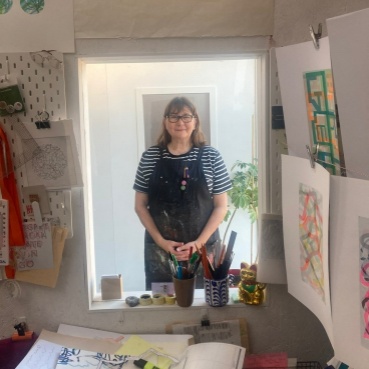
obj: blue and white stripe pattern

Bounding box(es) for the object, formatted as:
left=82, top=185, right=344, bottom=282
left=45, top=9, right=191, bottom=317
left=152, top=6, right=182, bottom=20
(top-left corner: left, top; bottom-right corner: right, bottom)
left=133, top=145, right=232, bottom=195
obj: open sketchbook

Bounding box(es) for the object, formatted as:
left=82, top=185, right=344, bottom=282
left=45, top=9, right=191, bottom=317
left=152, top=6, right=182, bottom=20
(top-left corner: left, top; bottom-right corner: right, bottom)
left=54, top=342, right=245, bottom=369
left=171, top=342, right=245, bottom=369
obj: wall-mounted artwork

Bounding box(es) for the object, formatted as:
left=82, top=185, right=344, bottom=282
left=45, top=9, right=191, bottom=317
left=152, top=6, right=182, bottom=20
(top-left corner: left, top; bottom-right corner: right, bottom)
left=276, top=37, right=332, bottom=159
left=327, top=8, right=369, bottom=180
left=330, top=176, right=369, bottom=368
left=0, top=0, right=74, bottom=52
left=303, top=70, right=340, bottom=175
left=20, top=120, right=83, bottom=189
left=299, top=183, right=325, bottom=300
left=282, top=154, right=333, bottom=345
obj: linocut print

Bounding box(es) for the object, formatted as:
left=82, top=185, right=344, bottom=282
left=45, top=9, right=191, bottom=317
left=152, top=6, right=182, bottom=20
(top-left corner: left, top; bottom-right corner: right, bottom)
left=299, top=183, right=325, bottom=301
left=303, top=69, right=340, bottom=175
left=358, top=217, right=369, bottom=348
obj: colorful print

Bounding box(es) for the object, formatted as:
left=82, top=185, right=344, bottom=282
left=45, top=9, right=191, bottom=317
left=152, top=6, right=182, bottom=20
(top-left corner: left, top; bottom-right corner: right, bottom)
left=304, top=69, right=340, bottom=175
left=299, top=183, right=325, bottom=301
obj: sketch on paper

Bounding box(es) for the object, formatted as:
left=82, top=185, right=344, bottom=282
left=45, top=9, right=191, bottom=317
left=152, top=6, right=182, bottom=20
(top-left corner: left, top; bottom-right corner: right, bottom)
left=358, top=218, right=369, bottom=348
left=303, top=69, right=341, bottom=175
left=21, top=120, right=83, bottom=189
left=56, top=347, right=128, bottom=369
left=14, top=221, right=53, bottom=271
left=299, top=183, right=325, bottom=301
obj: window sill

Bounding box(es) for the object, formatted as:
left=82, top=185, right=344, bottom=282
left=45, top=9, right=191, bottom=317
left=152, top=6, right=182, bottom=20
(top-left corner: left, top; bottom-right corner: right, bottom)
left=89, top=287, right=258, bottom=312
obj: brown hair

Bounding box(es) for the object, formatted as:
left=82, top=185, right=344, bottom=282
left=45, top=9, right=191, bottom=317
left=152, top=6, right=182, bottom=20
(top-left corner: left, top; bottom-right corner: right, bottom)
left=157, top=96, right=206, bottom=147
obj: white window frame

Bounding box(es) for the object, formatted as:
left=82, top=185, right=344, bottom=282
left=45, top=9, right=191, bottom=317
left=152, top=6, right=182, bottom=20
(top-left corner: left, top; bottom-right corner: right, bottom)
left=64, top=39, right=270, bottom=311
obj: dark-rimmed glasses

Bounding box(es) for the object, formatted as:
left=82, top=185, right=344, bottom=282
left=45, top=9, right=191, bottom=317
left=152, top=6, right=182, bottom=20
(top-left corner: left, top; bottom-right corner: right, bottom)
left=30, top=50, right=63, bottom=69
left=166, top=114, right=196, bottom=123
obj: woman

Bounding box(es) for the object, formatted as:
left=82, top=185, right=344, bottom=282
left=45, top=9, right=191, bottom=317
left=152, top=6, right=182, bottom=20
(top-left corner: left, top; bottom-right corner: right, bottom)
left=134, top=96, right=232, bottom=290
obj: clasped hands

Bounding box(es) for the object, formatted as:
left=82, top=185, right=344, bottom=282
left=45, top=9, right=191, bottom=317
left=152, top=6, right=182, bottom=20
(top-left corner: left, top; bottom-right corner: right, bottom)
left=161, top=240, right=200, bottom=261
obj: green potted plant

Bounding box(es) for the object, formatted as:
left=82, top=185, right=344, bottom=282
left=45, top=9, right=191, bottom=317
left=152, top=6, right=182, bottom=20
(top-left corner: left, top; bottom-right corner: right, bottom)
left=223, top=159, right=259, bottom=256
left=223, top=159, right=265, bottom=305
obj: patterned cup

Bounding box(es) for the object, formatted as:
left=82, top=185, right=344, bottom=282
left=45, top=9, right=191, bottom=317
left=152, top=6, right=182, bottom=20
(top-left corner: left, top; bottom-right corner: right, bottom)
left=204, top=276, right=229, bottom=307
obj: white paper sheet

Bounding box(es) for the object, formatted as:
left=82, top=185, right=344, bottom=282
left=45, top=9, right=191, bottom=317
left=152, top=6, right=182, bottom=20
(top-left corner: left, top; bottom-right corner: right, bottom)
left=330, top=176, right=369, bottom=369
left=276, top=38, right=332, bottom=159
left=0, top=0, right=74, bottom=53
left=281, top=154, right=333, bottom=345
left=21, top=120, right=83, bottom=189
left=16, top=339, right=61, bottom=369
left=14, top=221, right=53, bottom=271
left=327, top=9, right=369, bottom=180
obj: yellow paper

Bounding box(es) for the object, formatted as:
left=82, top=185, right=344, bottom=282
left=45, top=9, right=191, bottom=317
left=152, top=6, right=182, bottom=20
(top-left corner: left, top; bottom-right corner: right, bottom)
left=115, top=335, right=174, bottom=369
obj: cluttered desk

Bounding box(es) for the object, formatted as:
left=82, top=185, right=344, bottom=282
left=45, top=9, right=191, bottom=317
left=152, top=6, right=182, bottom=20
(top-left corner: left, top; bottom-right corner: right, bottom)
left=7, top=324, right=245, bottom=369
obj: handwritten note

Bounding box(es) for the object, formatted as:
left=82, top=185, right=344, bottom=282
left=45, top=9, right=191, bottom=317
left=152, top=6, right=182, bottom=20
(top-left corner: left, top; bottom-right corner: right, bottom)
left=14, top=221, right=53, bottom=270
left=16, top=339, right=61, bottom=369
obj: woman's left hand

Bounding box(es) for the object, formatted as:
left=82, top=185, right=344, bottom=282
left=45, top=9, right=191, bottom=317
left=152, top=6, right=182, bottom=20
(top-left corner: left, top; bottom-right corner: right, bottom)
left=174, top=241, right=199, bottom=261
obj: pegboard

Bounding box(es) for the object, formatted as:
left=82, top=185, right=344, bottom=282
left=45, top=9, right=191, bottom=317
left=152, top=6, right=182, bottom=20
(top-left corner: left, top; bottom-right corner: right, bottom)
left=269, top=47, right=288, bottom=215
left=0, top=51, right=73, bottom=237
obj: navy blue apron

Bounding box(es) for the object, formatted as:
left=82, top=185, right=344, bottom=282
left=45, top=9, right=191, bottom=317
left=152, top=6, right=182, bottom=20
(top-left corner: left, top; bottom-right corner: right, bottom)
left=144, top=146, right=219, bottom=290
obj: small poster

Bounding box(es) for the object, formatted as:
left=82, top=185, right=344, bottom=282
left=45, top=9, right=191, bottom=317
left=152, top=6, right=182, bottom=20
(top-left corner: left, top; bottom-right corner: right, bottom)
left=14, top=221, right=53, bottom=271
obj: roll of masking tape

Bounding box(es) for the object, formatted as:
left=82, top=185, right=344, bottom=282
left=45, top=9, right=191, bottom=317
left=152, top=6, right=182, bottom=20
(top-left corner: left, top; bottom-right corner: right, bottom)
left=165, top=295, right=176, bottom=305
left=139, top=294, right=152, bottom=306
left=152, top=293, right=165, bottom=305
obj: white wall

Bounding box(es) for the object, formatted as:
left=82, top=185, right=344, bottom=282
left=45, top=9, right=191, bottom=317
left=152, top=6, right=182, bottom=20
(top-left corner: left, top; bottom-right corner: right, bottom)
left=4, top=1, right=369, bottom=365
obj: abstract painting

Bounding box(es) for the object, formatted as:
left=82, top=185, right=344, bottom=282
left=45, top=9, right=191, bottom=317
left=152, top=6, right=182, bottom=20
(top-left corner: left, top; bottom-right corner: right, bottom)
left=303, top=69, right=340, bottom=175
left=299, top=183, right=325, bottom=301
left=282, top=155, right=332, bottom=345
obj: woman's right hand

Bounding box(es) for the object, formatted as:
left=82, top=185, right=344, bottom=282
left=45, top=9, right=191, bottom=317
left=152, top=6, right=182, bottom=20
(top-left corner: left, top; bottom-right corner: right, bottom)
left=159, top=240, right=188, bottom=261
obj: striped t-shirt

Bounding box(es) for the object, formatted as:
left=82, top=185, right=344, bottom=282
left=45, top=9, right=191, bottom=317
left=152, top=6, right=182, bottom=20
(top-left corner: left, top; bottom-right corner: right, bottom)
left=133, top=145, right=232, bottom=195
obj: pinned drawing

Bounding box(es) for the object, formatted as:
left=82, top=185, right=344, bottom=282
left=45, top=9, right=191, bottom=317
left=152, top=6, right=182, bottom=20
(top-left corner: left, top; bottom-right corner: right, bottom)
left=299, top=183, right=325, bottom=301
left=21, top=120, right=83, bottom=189
left=303, top=69, right=340, bottom=175
left=13, top=221, right=53, bottom=271
left=359, top=221, right=369, bottom=347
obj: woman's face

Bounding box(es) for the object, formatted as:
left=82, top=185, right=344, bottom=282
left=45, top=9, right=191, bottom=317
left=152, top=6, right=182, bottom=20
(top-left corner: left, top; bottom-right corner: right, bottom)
left=164, top=106, right=197, bottom=142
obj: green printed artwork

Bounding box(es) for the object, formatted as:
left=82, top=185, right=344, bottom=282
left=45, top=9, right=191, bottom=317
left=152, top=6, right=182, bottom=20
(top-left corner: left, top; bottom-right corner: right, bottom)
left=0, top=0, right=13, bottom=14
left=20, top=0, right=44, bottom=14
left=299, top=183, right=325, bottom=301
left=303, top=69, right=340, bottom=175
